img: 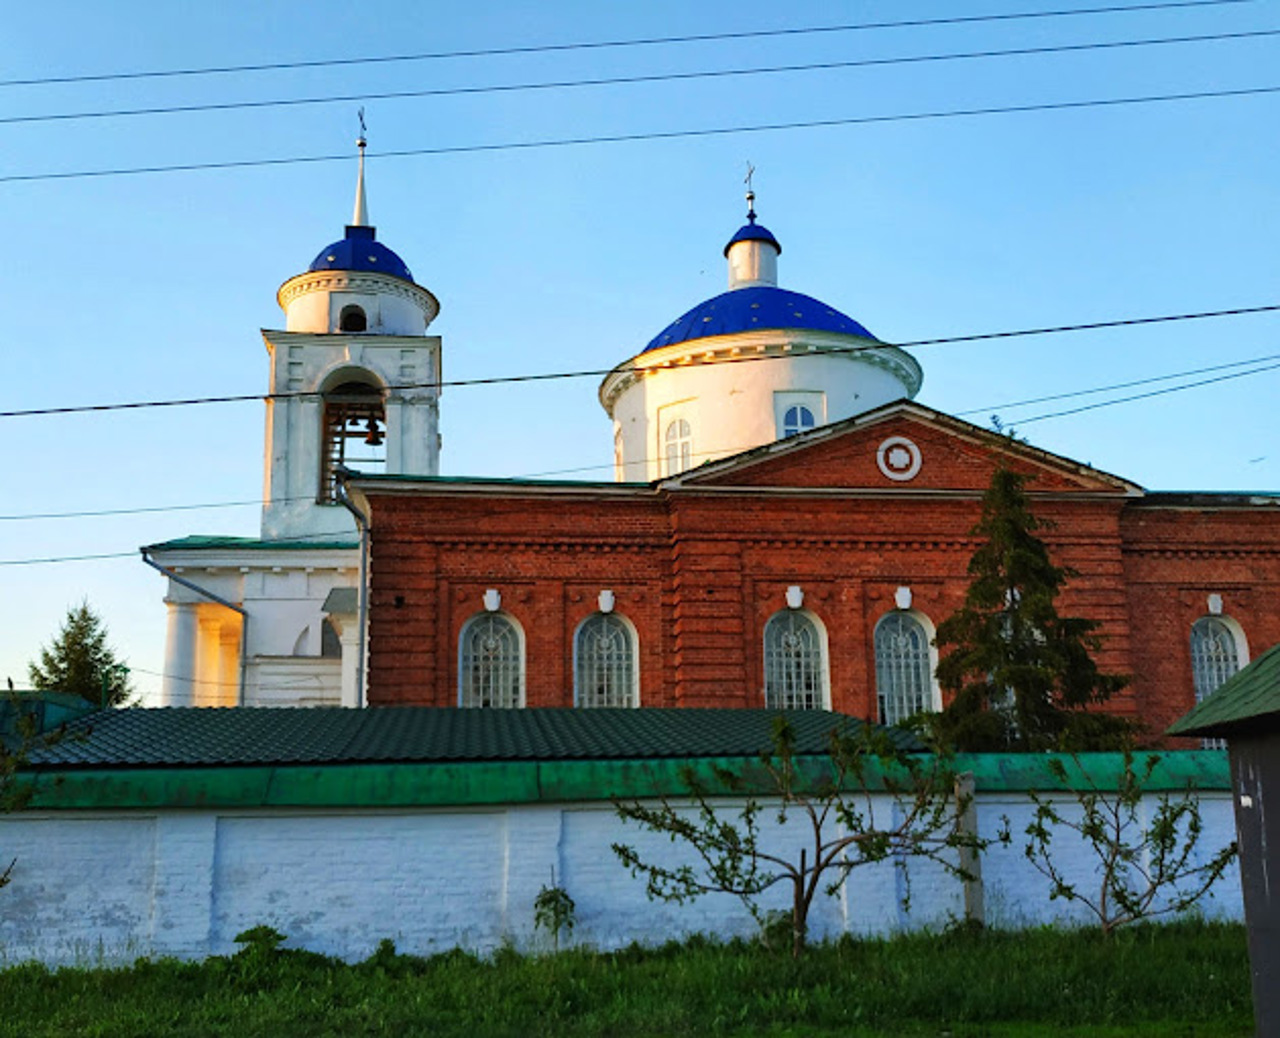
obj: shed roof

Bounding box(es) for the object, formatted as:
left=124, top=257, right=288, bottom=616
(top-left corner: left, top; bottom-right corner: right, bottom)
left=1167, top=642, right=1280, bottom=737
left=28, top=707, right=903, bottom=770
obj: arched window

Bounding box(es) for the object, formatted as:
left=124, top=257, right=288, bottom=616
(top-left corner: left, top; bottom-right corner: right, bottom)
left=459, top=613, right=524, bottom=708
left=319, top=379, right=385, bottom=503
left=782, top=405, right=816, bottom=438
left=763, top=610, right=827, bottom=710
left=613, top=429, right=625, bottom=482
left=874, top=612, right=936, bottom=725
left=664, top=419, right=693, bottom=476
left=1190, top=616, right=1245, bottom=750
left=575, top=613, right=638, bottom=708
left=339, top=304, right=367, bottom=332
left=1190, top=617, right=1244, bottom=703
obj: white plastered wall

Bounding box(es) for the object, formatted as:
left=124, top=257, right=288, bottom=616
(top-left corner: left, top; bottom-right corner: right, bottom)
left=152, top=548, right=358, bottom=707
left=604, top=333, right=921, bottom=482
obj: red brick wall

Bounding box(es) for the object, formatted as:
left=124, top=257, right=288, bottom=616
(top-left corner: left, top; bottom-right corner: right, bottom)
left=1121, top=504, right=1280, bottom=743
left=362, top=471, right=1278, bottom=744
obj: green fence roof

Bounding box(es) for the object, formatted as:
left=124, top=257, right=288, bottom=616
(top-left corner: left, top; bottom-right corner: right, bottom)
left=29, top=706, right=897, bottom=769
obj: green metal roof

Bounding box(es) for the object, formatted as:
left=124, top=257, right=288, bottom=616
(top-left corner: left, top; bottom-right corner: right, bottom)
left=144, top=535, right=358, bottom=552
left=1168, top=642, right=1280, bottom=738
left=28, top=707, right=899, bottom=770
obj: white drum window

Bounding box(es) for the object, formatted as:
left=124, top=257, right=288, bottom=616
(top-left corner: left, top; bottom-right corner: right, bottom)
left=664, top=419, right=693, bottom=476
left=459, top=613, right=523, bottom=708
left=874, top=612, right=935, bottom=725
left=782, top=405, right=816, bottom=438
left=575, top=613, right=638, bottom=708
left=1190, top=617, right=1243, bottom=748
left=763, top=610, right=827, bottom=710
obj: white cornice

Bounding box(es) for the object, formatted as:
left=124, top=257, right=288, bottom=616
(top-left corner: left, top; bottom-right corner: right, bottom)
left=598, top=330, right=923, bottom=416
left=276, top=269, right=440, bottom=322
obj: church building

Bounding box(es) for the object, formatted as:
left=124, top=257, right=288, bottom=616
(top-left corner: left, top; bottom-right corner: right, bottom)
left=144, top=156, right=1279, bottom=740
left=342, top=191, right=1279, bottom=742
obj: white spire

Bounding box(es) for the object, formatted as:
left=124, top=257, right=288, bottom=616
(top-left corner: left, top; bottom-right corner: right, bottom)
left=352, top=110, right=369, bottom=227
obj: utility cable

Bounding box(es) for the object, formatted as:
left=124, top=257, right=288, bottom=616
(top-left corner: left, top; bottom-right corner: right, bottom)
left=5, top=83, right=1279, bottom=184
left=0, top=528, right=358, bottom=567
left=2, top=352, right=1274, bottom=525
left=957, top=351, right=1280, bottom=416
left=8, top=29, right=1276, bottom=127
left=1017, top=359, right=1280, bottom=423
left=3, top=303, right=1276, bottom=420
left=0, top=1, right=1251, bottom=88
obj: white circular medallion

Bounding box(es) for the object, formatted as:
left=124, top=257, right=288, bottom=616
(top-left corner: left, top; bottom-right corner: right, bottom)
left=876, top=436, right=922, bottom=482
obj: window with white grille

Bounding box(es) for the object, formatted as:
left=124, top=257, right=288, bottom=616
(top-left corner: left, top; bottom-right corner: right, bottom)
left=1191, top=616, right=1244, bottom=749
left=459, top=613, right=524, bottom=708
left=874, top=612, right=936, bottom=725
left=763, top=610, right=827, bottom=710
left=575, top=613, right=638, bottom=708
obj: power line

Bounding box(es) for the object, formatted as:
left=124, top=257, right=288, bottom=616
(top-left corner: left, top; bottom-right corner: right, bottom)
left=3, top=302, right=1276, bottom=420
left=5, top=83, right=1279, bottom=185
left=958, top=351, right=1280, bottom=415
left=0, top=530, right=357, bottom=567
left=0, top=1, right=1251, bottom=89
left=10, top=29, right=1276, bottom=127
left=2, top=359, right=1273, bottom=565
left=1018, top=360, right=1280, bottom=423
left=521, top=360, right=1280, bottom=479
left=4, top=351, right=1275, bottom=524
left=0, top=499, right=262, bottom=521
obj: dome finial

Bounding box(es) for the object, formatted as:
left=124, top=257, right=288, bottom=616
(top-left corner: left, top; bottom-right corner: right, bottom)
left=744, top=161, right=757, bottom=224
left=352, top=108, right=370, bottom=227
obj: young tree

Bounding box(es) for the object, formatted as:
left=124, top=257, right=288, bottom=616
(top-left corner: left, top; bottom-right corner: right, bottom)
left=613, top=718, right=986, bottom=959
left=1022, top=749, right=1238, bottom=934
left=28, top=602, right=133, bottom=708
left=932, top=466, right=1129, bottom=752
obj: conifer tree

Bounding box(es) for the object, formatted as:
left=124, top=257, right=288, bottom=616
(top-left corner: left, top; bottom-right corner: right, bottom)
left=933, top=467, right=1129, bottom=752
left=27, top=602, right=132, bottom=708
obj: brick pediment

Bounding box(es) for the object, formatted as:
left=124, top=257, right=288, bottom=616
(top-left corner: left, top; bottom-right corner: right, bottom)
left=671, top=401, right=1141, bottom=496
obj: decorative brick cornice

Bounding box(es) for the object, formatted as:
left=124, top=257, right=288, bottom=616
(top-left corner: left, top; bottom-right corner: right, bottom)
left=1122, top=544, right=1280, bottom=560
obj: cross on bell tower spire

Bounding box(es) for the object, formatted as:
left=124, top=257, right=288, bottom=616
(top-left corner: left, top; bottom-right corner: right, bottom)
left=352, top=108, right=369, bottom=227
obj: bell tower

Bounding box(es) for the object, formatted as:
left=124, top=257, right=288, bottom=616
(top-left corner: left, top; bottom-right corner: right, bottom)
left=261, top=133, right=442, bottom=540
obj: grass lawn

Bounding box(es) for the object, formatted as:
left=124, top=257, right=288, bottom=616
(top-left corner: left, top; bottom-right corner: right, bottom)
left=0, top=921, right=1251, bottom=1037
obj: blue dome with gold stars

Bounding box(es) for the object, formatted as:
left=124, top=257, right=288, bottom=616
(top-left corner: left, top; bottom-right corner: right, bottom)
left=309, top=225, right=414, bottom=284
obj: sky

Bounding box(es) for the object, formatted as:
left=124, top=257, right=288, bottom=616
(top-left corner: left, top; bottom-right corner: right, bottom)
left=1, top=0, right=1276, bottom=705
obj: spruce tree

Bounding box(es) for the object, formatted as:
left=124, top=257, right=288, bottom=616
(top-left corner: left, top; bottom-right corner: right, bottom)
left=27, top=602, right=132, bottom=708
left=933, top=467, right=1129, bottom=752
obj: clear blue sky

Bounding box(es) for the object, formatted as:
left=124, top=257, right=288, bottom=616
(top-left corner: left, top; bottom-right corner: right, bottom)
left=2, top=0, right=1276, bottom=704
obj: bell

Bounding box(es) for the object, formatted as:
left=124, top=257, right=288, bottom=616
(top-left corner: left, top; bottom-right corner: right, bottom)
left=363, top=417, right=384, bottom=446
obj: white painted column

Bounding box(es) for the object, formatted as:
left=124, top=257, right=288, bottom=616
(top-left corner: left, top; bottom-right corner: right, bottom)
left=335, top=615, right=361, bottom=708
left=217, top=621, right=242, bottom=707
left=196, top=614, right=221, bottom=708
left=161, top=601, right=199, bottom=707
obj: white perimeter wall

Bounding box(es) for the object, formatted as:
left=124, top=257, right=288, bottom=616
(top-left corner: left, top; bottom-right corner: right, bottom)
left=0, top=793, right=1241, bottom=966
